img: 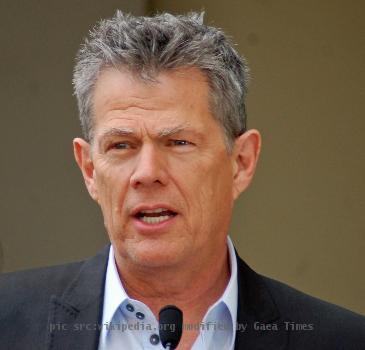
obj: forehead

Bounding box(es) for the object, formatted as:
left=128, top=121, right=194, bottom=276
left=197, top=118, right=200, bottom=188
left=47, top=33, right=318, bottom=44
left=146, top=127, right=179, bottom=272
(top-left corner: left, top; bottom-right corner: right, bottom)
left=91, top=66, right=217, bottom=135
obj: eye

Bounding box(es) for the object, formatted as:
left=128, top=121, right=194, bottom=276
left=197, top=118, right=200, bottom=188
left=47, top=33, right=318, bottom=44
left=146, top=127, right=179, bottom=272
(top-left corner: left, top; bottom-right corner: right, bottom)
left=112, top=142, right=131, bottom=150
left=170, top=139, right=191, bottom=146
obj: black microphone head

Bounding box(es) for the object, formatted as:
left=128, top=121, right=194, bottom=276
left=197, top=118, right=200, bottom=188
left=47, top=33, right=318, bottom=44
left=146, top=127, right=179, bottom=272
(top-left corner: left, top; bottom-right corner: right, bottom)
left=158, top=305, right=183, bottom=349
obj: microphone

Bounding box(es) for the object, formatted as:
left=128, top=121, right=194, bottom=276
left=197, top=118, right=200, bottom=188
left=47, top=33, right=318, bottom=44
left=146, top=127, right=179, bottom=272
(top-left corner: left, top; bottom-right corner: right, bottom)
left=158, top=305, right=183, bottom=350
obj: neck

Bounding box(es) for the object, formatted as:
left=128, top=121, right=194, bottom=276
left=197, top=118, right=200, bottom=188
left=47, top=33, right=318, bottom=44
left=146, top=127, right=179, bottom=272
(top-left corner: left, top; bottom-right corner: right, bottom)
left=114, top=243, right=231, bottom=321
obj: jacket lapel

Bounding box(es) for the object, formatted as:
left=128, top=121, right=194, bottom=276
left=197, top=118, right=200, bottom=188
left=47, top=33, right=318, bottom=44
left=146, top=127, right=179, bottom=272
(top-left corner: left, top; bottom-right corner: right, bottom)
left=46, top=245, right=110, bottom=350
left=234, top=255, right=289, bottom=350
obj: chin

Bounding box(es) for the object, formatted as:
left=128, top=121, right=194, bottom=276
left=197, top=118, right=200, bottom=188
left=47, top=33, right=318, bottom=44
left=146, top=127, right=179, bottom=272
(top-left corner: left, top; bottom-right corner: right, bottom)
left=126, top=238, right=186, bottom=268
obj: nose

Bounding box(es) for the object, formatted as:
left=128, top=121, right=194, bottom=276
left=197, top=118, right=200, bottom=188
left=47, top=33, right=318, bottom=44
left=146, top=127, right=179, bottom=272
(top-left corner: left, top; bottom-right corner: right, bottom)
left=130, top=144, right=169, bottom=189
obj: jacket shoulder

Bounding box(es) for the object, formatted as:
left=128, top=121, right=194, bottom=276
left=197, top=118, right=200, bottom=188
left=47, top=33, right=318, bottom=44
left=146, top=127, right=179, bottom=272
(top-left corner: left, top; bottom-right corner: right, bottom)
left=262, top=275, right=365, bottom=321
left=261, top=275, right=365, bottom=348
left=0, top=261, right=84, bottom=314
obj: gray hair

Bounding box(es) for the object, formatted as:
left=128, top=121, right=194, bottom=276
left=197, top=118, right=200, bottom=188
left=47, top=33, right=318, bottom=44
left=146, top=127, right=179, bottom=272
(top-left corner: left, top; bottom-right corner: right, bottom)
left=73, top=11, right=249, bottom=151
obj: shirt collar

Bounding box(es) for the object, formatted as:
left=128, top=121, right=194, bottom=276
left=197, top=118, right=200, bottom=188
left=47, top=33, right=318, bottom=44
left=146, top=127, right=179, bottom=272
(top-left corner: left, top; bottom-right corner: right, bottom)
left=220, top=236, right=238, bottom=331
left=101, top=244, right=129, bottom=328
left=200, top=236, right=238, bottom=349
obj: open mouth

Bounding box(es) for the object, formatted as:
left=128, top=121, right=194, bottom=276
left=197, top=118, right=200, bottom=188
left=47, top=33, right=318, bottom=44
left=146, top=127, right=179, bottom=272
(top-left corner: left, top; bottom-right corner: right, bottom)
left=135, top=208, right=177, bottom=224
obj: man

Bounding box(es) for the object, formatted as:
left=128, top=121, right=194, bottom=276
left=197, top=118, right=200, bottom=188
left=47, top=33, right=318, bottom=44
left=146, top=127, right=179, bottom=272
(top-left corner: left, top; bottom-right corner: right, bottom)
left=0, top=11, right=364, bottom=350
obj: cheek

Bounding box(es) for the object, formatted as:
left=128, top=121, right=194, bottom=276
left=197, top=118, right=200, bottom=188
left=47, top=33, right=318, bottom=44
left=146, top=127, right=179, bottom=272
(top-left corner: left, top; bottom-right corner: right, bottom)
left=179, top=153, right=233, bottom=218
left=94, top=162, right=129, bottom=219
left=199, top=152, right=233, bottom=196
left=202, top=162, right=234, bottom=225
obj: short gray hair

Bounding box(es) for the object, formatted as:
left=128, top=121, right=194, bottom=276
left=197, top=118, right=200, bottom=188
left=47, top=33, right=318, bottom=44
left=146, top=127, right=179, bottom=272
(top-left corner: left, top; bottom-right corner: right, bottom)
left=73, top=11, right=249, bottom=151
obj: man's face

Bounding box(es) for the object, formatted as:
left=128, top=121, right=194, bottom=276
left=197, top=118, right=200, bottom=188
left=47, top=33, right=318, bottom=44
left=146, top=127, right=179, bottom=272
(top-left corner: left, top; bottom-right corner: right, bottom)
left=75, top=67, right=251, bottom=268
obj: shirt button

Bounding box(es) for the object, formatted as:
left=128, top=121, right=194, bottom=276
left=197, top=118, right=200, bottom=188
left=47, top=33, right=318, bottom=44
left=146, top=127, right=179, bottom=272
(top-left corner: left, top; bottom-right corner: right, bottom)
left=150, top=334, right=160, bottom=345
left=136, top=312, right=145, bottom=320
left=126, top=303, right=135, bottom=312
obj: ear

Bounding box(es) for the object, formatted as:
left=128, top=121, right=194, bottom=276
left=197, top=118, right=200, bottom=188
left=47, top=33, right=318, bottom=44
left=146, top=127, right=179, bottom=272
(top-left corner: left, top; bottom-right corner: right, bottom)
left=231, top=129, right=261, bottom=200
left=73, top=138, right=98, bottom=202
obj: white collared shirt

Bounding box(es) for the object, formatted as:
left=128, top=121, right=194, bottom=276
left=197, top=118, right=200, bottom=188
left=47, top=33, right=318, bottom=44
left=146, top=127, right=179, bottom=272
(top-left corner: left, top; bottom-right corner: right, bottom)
left=98, top=237, right=238, bottom=350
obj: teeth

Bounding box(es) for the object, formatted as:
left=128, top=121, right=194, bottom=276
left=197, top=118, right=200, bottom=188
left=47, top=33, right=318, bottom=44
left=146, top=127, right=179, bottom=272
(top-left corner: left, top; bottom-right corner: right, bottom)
left=140, top=208, right=168, bottom=214
left=139, top=215, right=171, bottom=224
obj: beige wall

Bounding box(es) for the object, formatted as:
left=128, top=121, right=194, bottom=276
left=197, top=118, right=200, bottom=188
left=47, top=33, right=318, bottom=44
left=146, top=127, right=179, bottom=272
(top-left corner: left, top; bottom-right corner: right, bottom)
left=152, top=0, right=365, bottom=315
left=1, top=0, right=364, bottom=316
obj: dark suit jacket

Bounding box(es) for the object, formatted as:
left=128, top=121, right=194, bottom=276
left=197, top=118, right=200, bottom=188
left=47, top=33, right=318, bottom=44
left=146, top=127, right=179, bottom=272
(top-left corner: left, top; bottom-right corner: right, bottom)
left=1, top=245, right=364, bottom=350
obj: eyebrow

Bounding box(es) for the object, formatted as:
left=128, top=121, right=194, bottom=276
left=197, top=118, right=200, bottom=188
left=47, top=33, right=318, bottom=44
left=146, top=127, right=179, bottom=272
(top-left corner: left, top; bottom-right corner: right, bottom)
left=158, top=125, right=189, bottom=137
left=99, top=127, right=135, bottom=139
left=98, top=124, right=199, bottom=142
